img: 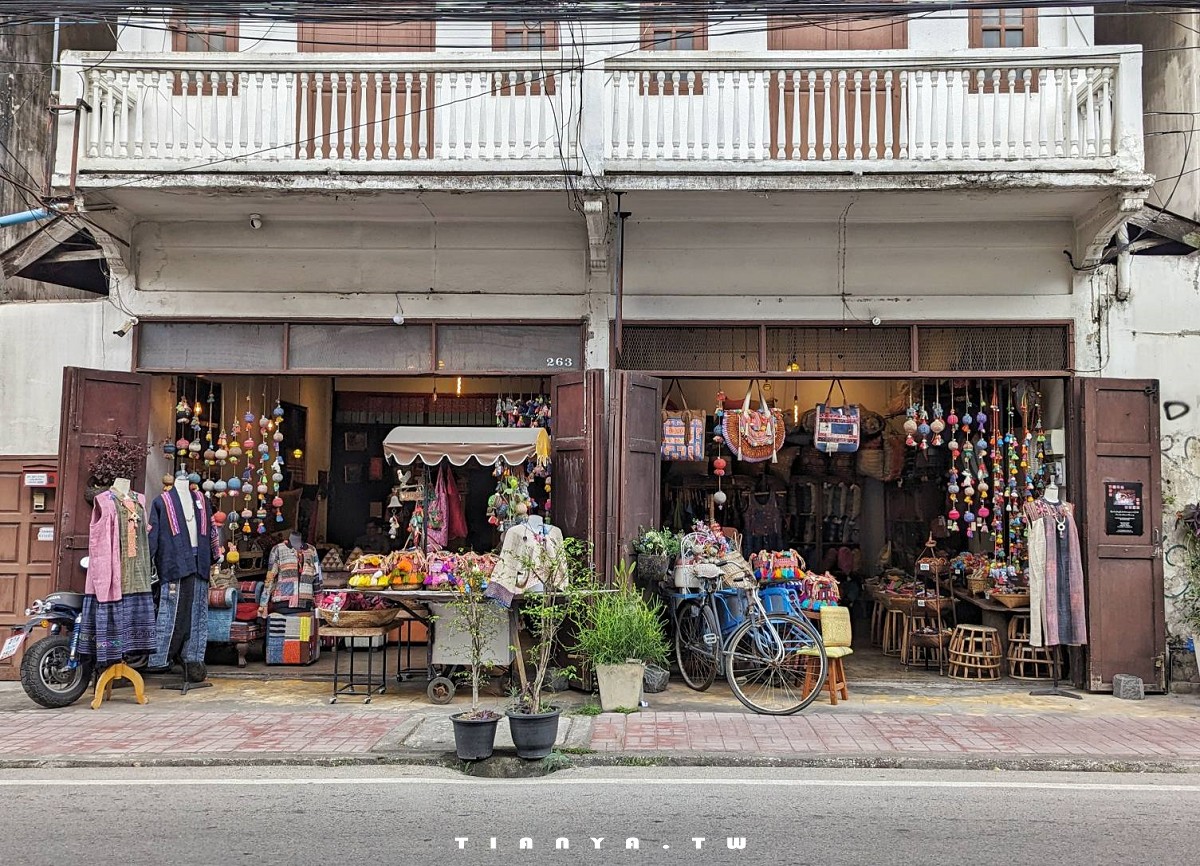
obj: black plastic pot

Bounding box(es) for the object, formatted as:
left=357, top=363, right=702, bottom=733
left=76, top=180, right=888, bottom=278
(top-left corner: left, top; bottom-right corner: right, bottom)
left=451, top=712, right=502, bottom=761
left=506, top=707, right=561, bottom=759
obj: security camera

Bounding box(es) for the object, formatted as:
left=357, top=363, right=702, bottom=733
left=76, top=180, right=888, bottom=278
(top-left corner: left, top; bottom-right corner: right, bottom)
left=249, top=213, right=263, bottom=230
left=871, top=316, right=882, bottom=327
left=113, top=317, right=137, bottom=337
left=391, top=313, right=406, bottom=326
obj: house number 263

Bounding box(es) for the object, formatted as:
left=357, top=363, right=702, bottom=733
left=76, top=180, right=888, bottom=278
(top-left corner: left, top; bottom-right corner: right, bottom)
left=546, top=357, right=574, bottom=367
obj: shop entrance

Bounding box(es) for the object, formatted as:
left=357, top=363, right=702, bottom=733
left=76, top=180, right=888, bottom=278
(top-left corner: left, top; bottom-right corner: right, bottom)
left=613, top=323, right=1165, bottom=693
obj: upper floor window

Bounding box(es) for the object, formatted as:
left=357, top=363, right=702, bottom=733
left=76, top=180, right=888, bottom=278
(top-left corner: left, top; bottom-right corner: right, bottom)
left=970, top=8, right=1037, bottom=48
left=493, top=21, right=559, bottom=50
left=640, top=6, right=708, bottom=50
left=169, top=14, right=238, bottom=52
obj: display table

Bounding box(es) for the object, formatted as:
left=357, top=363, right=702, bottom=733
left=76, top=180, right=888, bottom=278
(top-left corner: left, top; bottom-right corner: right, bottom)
left=320, top=624, right=390, bottom=704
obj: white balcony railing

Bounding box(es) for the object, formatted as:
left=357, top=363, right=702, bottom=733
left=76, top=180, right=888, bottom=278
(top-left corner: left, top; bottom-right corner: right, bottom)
left=55, top=48, right=1142, bottom=178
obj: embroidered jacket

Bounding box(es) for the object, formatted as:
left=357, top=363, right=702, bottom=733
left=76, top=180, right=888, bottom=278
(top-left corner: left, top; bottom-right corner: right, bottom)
left=148, top=488, right=220, bottom=583
left=263, top=541, right=321, bottom=608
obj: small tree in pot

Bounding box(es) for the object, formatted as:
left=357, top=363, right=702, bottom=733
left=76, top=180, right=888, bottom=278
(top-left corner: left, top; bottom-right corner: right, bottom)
left=507, top=536, right=592, bottom=759
left=444, top=561, right=506, bottom=760
left=575, top=560, right=670, bottom=712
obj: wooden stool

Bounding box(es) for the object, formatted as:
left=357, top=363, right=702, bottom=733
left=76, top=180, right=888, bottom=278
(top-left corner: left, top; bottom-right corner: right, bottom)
left=947, top=625, right=1002, bottom=681
left=869, top=595, right=886, bottom=648
left=881, top=597, right=909, bottom=657
left=1005, top=615, right=1055, bottom=680
left=91, top=663, right=148, bottom=709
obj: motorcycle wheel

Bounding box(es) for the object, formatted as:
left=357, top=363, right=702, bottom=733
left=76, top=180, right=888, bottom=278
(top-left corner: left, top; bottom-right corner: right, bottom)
left=20, top=634, right=93, bottom=709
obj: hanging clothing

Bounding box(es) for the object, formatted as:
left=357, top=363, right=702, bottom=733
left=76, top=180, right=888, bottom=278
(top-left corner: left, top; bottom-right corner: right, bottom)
left=743, top=492, right=783, bottom=557
left=150, top=574, right=209, bottom=667
left=79, top=488, right=157, bottom=665
left=148, top=487, right=220, bottom=584
left=428, top=466, right=450, bottom=549
left=1023, top=499, right=1088, bottom=647
left=263, top=541, right=321, bottom=610
left=444, top=467, right=469, bottom=542
left=486, top=521, right=567, bottom=607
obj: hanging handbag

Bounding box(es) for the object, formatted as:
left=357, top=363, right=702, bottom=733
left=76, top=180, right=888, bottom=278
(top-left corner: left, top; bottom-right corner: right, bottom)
left=721, top=379, right=785, bottom=463
left=814, top=380, right=861, bottom=454
left=661, top=379, right=707, bottom=461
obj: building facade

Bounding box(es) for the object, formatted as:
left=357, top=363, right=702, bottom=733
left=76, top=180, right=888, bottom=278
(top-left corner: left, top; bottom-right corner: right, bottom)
left=1, top=6, right=1176, bottom=689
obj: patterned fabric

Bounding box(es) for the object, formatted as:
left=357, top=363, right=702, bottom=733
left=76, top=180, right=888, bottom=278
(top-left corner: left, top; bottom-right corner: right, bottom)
left=266, top=611, right=319, bottom=665
left=148, top=488, right=220, bottom=584
left=264, top=543, right=321, bottom=609
left=1023, top=499, right=1088, bottom=647
left=150, top=574, right=210, bottom=666
left=79, top=489, right=157, bottom=665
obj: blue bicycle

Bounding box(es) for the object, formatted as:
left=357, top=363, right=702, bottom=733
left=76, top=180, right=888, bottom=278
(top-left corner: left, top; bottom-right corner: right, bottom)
left=670, top=575, right=828, bottom=715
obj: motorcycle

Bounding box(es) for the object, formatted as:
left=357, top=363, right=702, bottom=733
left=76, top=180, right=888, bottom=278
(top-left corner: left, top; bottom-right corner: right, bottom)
left=2, top=589, right=95, bottom=709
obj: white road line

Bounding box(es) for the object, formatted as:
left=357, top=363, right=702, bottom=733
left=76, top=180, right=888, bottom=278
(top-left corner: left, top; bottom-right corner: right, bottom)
left=0, top=777, right=1196, bottom=792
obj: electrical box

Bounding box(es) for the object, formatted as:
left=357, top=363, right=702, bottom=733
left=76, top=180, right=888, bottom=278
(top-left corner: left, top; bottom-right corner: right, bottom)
left=1045, top=428, right=1068, bottom=457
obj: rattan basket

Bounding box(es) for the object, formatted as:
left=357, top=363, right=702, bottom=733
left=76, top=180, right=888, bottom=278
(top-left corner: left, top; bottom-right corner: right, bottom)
left=316, top=608, right=399, bottom=628
left=965, top=572, right=990, bottom=596
left=991, top=592, right=1030, bottom=609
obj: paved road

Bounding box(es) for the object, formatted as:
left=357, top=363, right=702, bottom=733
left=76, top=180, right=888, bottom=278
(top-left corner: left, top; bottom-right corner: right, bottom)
left=0, top=766, right=1195, bottom=865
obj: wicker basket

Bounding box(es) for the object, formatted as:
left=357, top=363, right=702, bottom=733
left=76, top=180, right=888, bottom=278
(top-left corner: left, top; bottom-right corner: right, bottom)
left=991, top=592, right=1030, bottom=609
left=908, top=628, right=953, bottom=648
left=316, top=608, right=399, bottom=628
left=913, top=595, right=955, bottom=615
left=965, top=572, right=990, bottom=597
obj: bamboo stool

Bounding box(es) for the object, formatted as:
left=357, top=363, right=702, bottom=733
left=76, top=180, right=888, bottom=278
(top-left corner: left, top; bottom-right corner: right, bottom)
left=947, top=625, right=1002, bottom=681
left=1005, top=614, right=1055, bottom=680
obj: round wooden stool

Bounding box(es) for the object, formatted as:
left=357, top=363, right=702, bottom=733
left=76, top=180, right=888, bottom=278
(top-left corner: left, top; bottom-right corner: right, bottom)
left=869, top=591, right=886, bottom=648
left=1005, top=614, right=1055, bottom=680
left=947, top=624, right=1002, bottom=681
left=881, top=596, right=910, bottom=657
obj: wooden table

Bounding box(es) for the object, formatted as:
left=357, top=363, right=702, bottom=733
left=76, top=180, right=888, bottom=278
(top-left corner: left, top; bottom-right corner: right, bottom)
left=953, top=589, right=1029, bottom=659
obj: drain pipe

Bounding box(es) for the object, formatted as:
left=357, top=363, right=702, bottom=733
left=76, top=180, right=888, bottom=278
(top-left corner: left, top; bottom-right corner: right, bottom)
left=0, top=208, right=51, bottom=227
left=1115, top=224, right=1132, bottom=302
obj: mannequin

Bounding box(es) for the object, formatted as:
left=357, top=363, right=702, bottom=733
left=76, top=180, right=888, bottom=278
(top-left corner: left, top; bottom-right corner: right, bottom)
left=486, top=515, right=566, bottom=606
left=148, top=474, right=220, bottom=680
left=78, top=475, right=157, bottom=704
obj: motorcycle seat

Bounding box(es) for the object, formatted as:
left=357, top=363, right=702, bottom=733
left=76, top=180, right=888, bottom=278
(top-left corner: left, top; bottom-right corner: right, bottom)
left=46, top=591, right=84, bottom=608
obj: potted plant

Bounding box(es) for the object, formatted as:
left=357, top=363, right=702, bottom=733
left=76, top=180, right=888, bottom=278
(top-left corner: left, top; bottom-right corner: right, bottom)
left=576, top=560, right=670, bottom=711
left=443, top=561, right=505, bottom=760
left=85, top=431, right=150, bottom=503
left=631, top=527, right=680, bottom=586
left=506, top=536, right=591, bottom=760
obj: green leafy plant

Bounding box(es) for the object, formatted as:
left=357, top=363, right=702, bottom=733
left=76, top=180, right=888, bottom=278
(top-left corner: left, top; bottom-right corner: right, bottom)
left=510, top=536, right=593, bottom=715
left=631, top=527, right=681, bottom=559
left=574, top=560, right=669, bottom=668
left=443, top=562, right=504, bottom=720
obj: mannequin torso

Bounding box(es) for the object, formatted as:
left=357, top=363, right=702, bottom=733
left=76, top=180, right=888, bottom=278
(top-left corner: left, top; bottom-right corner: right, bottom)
left=174, top=477, right=197, bottom=547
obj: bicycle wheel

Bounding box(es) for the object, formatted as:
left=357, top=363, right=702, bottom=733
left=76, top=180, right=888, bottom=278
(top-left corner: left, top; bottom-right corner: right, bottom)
left=724, top=613, right=827, bottom=715
left=675, top=599, right=720, bottom=691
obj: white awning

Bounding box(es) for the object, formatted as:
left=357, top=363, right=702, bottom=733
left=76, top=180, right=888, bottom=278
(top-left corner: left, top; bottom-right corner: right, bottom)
left=382, top=426, right=542, bottom=467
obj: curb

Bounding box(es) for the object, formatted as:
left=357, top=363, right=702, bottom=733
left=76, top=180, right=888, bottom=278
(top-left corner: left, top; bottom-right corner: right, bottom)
left=2, top=750, right=1199, bottom=775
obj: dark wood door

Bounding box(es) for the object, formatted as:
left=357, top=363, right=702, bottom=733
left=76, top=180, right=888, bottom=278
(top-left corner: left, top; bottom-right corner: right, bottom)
left=0, top=457, right=57, bottom=679
left=55, top=368, right=152, bottom=594
left=551, top=371, right=606, bottom=576
left=1078, top=378, right=1165, bottom=692
left=297, top=22, right=435, bottom=160
left=768, top=12, right=906, bottom=160
left=610, top=373, right=662, bottom=574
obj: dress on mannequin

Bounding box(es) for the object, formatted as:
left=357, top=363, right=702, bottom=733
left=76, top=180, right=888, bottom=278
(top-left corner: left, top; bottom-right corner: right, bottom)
left=1023, top=494, right=1087, bottom=648
left=78, top=481, right=157, bottom=665
left=148, top=480, right=220, bottom=669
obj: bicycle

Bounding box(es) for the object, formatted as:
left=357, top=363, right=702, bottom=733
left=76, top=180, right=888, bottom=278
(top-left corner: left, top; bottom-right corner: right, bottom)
left=669, top=572, right=828, bottom=715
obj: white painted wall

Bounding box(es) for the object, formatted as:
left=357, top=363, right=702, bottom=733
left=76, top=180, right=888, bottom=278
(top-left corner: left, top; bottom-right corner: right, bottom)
left=0, top=301, right=132, bottom=456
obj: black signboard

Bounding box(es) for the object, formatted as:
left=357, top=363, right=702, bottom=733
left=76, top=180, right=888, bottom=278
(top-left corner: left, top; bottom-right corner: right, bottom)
left=1105, top=482, right=1144, bottom=536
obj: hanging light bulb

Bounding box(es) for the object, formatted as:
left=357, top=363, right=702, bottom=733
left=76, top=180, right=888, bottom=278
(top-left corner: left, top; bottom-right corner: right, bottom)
left=193, top=400, right=203, bottom=417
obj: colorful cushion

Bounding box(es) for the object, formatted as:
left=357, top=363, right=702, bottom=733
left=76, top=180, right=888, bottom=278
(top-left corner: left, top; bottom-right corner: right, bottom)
left=235, top=602, right=260, bottom=622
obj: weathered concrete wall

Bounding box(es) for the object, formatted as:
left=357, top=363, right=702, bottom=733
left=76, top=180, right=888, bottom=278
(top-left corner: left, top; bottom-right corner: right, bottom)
left=0, top=300, right=131, bottom=455
left=1097, top=11, right=1200, bottom=221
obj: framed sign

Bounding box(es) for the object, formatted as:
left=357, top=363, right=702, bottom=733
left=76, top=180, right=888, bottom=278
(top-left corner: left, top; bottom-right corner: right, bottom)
left=1104, top=481, right=1144, bottom=536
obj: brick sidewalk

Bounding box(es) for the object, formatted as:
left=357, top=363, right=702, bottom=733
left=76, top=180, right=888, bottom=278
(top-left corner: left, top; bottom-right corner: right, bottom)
left=589, top=711, right=1200, bottom=760
left=0, top=710, right=413, bottom=757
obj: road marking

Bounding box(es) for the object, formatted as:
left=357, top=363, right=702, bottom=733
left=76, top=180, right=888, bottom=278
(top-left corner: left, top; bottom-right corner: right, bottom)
left=0, top=777, right=1197, bottom=793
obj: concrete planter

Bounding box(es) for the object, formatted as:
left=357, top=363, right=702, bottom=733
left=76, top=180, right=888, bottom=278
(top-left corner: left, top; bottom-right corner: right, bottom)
left=596, top=662, right=646, bottom=711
